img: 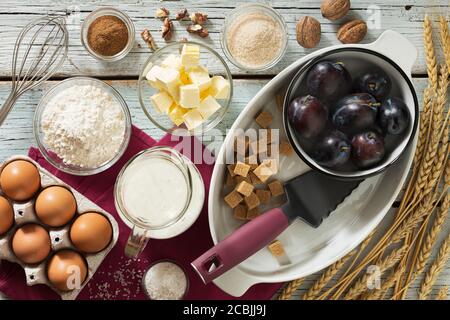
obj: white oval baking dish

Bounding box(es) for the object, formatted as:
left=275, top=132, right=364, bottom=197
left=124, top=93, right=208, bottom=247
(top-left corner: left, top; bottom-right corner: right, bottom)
left=207, top=30, right=418, bottom=297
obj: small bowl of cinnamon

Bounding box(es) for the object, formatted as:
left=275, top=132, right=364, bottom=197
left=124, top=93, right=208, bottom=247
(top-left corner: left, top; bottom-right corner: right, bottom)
left=81, top=7, right=135, bottom=62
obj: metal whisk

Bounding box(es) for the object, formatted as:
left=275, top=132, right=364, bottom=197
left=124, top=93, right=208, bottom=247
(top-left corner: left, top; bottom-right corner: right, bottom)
left=0, top=15, right=68, bottom=126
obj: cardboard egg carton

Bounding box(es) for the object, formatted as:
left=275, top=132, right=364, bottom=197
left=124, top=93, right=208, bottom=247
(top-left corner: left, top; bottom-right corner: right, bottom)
left=0, top=155, right=119, bottom=300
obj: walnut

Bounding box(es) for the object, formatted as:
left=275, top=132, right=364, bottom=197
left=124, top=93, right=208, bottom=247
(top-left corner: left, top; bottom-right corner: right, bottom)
left=186, top=24, right=209, bottom=38
left=190, top=12, right=208, bottom=25
left=337, top=20, right=367, bottom=44
left=296, top=16, right=321, bottom=48
left=321, top=0, right=350, bottom=21
left=141, top=29, right=158, bottom=51
left=176, top=8, right=188, bottom=20
left=155, top=7, right=169, bottom=19
left=161, top=18, right=173, bottom=41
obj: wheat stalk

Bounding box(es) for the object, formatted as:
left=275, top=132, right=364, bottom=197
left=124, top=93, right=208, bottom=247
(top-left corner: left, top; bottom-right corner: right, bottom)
left=277, top=278, right=304, bottom=300
left=436, top=286, right=448, bottom=300
left=439, top=16, right=450, bottom=72
left=418, top=234, right=450, bottom=300
left=412, top=87, right=433, bottom=174
left=343, top=246, right=407, bottom=300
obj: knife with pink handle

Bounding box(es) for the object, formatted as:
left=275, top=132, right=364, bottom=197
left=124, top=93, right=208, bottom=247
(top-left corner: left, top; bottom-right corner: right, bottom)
left=192, top=171, right=361, bottom=284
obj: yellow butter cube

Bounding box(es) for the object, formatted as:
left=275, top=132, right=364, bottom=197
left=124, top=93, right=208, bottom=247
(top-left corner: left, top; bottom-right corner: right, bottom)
left=145, top=65, right=165, bottom=90
left=156, top=67, right=180, bottom=99
left=200, top=88, right=213, bottom=100
left=161, top=54, right=182, bottom=70
left=210, top=76, right=230, bottom=100
left=150, top=91, right=173, bottom=114
left=183, top=109, right=204, bottom=130
left=198, top=95, right=222, bottom=119
left=188, top=68, right=211, bottom=92
left=168, top=104, right=188, bottom=126
left=179, top=84, right=200, bottom=109
left=181, top=44, right=200, bottom=69
left=180, top=68, right=191, bottom=85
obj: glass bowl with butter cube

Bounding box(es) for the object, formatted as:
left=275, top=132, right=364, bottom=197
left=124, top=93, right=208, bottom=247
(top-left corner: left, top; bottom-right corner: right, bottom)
left=138, top=41, right=233, bottom=135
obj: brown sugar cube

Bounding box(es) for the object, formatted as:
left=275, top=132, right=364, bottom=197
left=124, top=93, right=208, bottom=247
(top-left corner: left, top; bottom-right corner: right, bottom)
left=244, top=192, right=260, bottom=210
left=255, top=189, right=271, bottom=204
left=227, top=164, right=236, bottom=177
left=249, top=139, right=268, bottom=155
left=245, top=154, right=259, bottom=170
left=246, top=207, right=260, bottom=220
left=233, top=204, right=247, bottom=221
left=224, top=190, right=243, bottom=208
left=255, top=111, right=273, bottom=129
left=234, top=135, right=249, bottom=156
left=225, top=172, right=234, bottom=187
left=268, top=240, right=285, bottom=257
left=233, top=175, right=251, bottom=186
left=261, top=158, right=279, bottom=175
left=279, top=140, right=294, bottom=156
left=234, top=161, right=250, bottom=177
left=253, top=163, right=273, bottom=183
left=235, top=180, right=254, bottom=197
left=276, top=94, right=284, bottom=111
left=249, top=171, right=264, bottom=186
left=268, top=180, right=285, bottom=197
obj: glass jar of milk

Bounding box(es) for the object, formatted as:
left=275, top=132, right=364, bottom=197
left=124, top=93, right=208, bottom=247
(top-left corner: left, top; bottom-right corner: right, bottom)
left=114, top=146, right=205, bottom=258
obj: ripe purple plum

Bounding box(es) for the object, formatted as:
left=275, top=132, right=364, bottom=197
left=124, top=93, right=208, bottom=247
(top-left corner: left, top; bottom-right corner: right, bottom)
left=288, top=95, right=328, bottom=139
left=351, top=131, right=385, bottom=168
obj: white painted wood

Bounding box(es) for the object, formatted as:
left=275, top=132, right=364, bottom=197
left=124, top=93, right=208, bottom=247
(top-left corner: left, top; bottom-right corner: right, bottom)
left=0, top=0, right=447, bottom=78
left=0, top=0, right=448, bottom=300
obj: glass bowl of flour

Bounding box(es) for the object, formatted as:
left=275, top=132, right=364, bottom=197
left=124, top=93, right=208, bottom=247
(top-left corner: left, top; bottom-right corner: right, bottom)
left=34, top=77, right=132, bottom=176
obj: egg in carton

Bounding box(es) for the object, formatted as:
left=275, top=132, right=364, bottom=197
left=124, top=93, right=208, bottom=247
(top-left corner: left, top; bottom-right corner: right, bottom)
left=0, top=155, right=119, bottom=300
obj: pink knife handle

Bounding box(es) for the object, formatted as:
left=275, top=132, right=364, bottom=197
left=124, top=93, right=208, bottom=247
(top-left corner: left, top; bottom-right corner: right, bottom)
left=191, top=207, right=289, bottom=284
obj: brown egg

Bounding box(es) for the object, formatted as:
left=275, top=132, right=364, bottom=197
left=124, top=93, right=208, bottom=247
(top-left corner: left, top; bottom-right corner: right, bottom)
left=35, top=186, right=77, bottom=227
left=12, top=224, right=51, bottom=264
left=0, top=160, right=41, bottom=201
left=0, top=196, right=14, bottom=235
left=47, top=250, right=88, bottom=291
left=70, top=212, right=112, bottom=253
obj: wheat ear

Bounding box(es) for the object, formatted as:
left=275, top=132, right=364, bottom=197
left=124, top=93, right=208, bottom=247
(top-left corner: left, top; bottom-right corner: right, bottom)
left=343, top=246, right=407, bottom=300
left=418, top=234, right=450, bottom=300
left=277, top=278, right=304, bottom=300
left=439, top=16, right=450, bottom=72
left=303, top=250, right=356, bottom=300
left=364, top=265, right=406, bottom=300
left=424, top=15, right=438, bottom=91
left=436, top=286, right=448, bottom=300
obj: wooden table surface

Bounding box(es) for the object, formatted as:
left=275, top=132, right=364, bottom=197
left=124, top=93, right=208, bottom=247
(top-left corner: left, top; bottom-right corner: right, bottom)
left=0, top=0, right=448, bottom=300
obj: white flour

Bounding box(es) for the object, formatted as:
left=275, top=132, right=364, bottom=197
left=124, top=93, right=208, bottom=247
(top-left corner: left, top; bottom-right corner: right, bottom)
left=41, top=84, right=126, bottom=168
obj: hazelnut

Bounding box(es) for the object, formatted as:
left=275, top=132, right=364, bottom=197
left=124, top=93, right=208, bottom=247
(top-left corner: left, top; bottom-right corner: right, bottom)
left=321, top=0, right=351, bottom=20
left=296, top=16, right=321, bottom=48
left=337, top=19, right=367, bottom=43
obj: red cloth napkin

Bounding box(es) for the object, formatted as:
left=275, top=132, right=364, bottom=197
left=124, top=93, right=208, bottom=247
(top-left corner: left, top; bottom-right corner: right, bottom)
left=0, top=126, right=283, bottom=300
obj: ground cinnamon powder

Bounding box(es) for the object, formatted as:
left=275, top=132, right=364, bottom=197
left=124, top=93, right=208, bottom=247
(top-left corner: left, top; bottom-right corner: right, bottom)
left=87, top=15, right=129, bottom=56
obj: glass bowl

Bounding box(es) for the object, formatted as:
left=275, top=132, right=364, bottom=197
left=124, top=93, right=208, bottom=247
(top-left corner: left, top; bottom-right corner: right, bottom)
left=138, top=41, right=233, bottom=136
left=33, top=77, right=132, bottom=176
left=221, top=3, right=288, bottom=72
left=81, top=7, right=135, bottom=62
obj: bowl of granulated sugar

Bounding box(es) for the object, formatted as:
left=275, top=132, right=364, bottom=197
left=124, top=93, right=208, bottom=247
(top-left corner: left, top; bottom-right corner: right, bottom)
left=221, top=3, right=288, bottom=71
left=142, top=260, right=189, bottom=300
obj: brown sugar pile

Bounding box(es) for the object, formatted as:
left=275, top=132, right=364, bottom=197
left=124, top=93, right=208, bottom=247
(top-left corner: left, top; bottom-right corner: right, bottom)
left=87, top=15, right=129, bottom=56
